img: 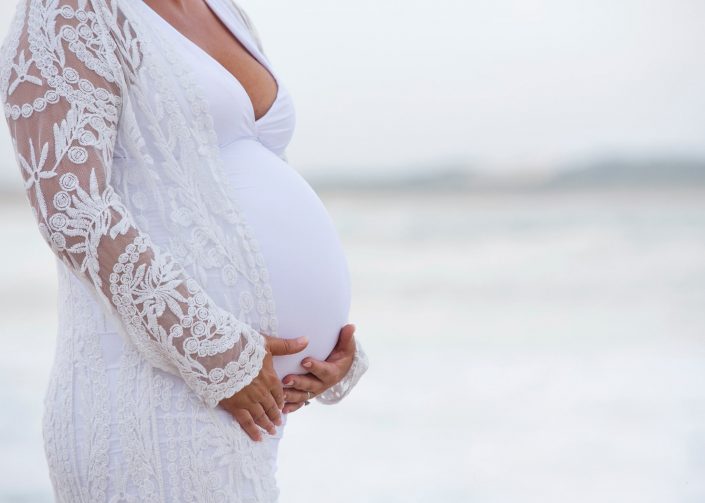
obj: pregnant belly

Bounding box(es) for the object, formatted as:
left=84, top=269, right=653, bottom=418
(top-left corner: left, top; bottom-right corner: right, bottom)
left=220, top=139, right=351, bottom=381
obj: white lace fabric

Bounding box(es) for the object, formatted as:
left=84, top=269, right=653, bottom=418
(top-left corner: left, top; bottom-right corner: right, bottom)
left=2, top=0, right=268, bottom=409
left=2, top=0, right=368, bottom=411
left=1, top=2, right=368, bottom=497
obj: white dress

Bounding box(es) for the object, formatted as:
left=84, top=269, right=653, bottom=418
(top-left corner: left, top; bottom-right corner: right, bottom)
left=0, top=0, right=369, bottom=501
left=131, top=0, right=355, bottom=386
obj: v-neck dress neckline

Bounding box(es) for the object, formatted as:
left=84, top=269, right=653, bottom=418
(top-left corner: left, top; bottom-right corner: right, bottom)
left=139, top=0, right=280, bottom=125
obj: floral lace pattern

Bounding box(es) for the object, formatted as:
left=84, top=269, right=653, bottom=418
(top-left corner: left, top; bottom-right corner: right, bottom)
left=2, top=0, right=267, bottom=408
left=1, top=0, right=368, bottom=500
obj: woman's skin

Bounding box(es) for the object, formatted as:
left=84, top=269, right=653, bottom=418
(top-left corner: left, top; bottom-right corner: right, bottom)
left=143, top=0, right=358, bottom=442
left=281, top=324, right=358, bottom=414
left=143, top=0, right=278, bottom=120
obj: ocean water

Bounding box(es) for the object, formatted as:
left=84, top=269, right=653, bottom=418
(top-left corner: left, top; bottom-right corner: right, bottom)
left=1, top=188, right=704, bottom=502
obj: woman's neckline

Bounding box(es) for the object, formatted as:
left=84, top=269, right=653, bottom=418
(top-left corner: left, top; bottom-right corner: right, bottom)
left=139, top=0, right=280, bottom=125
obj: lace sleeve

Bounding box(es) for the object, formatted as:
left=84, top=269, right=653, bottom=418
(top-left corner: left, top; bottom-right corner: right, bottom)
left=1, top=0, right=266, bottom=409
left=315, top=337, right=369, bottom=404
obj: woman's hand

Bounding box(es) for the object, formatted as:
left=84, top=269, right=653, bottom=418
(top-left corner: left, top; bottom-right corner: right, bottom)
left=281, top=324, right=357, bottom=414
left=218, top=335, right=308, bottom=441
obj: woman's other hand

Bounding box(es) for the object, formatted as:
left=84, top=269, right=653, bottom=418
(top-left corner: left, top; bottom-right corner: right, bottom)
left=218, top=335, right=308, bottom=441
left=280, top=324, right=357, bottom=414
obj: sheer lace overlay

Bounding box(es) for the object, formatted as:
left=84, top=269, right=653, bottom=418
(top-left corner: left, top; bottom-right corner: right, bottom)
left=1, top=0, right=368, bottom=499
left=1, top=0, right=266, bottom=408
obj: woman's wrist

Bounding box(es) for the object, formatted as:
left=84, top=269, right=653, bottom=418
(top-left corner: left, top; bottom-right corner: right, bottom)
left=315, top=336, right=369, bottom=404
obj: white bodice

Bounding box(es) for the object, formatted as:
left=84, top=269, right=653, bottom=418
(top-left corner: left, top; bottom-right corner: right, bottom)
left=135, top=0, right=296, bottom=156
left=0, top=0, right=369, bottom=499
left=132, top=0, right=352, bottom=380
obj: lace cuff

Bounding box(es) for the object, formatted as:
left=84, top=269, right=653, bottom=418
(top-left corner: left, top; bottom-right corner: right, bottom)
left=107, top=235, right=268, bottom=409
left=315, top=337, right=369, bottom=405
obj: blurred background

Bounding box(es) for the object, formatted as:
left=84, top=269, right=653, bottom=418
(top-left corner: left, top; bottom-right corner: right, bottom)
left=1, top=0, right=704, bottom=501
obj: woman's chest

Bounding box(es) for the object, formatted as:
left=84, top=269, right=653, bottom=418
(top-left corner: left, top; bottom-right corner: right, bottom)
left=129, top=0, right=296, bottom=155
left=141, top=0, right=278, bottom=122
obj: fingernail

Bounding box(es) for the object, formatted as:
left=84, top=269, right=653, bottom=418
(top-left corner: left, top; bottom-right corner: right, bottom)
left=297, top=336, right=308, bottom=344
left=302, top=361, right=312, bottom=368
left=284, top=379, right=294, bottom=386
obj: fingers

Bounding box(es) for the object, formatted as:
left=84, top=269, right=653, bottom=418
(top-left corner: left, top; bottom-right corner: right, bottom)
left=327, top=324, right=356, bottom=360
left=270, top=383, right=285, bottom=410
left=282, top=386, right=316, bottom=415
left=263, top=394, right=283, bottom=427
left=300, top=358, right=337, bottom=385
left=266, top=335, right=309, bottom=356
left=336, top=324, right=356, bottom=351
left=232, top=409, right=263, bottom=442
left=283, top=388, right=311, bottom=404
left=282, top=373, right=326, bottom=394
left=283, top=401, right=305, bottom=414
left=251, top=403, right=277, bottom=436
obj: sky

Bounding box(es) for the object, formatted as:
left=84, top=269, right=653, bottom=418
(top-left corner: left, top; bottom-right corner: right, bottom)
left=0, top=0, right=704, bottom=187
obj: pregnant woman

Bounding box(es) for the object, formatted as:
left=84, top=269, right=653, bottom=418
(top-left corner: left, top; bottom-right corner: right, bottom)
left=0, top=0, right=369, bottom=501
